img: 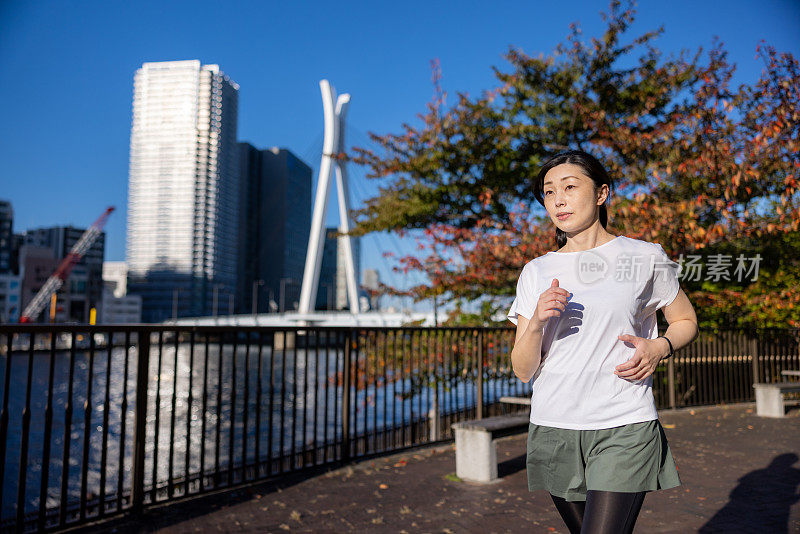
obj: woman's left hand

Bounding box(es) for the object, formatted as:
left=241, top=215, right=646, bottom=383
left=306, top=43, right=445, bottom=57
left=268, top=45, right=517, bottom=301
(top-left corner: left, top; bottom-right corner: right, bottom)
left=614, top=334, right=670, bottom=381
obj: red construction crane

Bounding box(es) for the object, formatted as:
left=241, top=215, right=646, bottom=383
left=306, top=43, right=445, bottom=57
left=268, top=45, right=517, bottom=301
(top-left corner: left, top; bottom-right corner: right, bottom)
left=19, top=206, right=115, bottom=323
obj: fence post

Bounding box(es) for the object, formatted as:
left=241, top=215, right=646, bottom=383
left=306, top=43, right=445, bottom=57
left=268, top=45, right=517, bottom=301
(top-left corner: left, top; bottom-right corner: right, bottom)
left=429, top=384, right=440, bottom=441
left=476, top=329, right=484, bottom=420
left=341, top=329, right=352, bottom=462
left=750, top=335, right=759, bottom=386
left=667, top=356, right=676, bottom=409
left=429, top=330, right=440, bottom=441
left=131, top=329, right=151, bottom=516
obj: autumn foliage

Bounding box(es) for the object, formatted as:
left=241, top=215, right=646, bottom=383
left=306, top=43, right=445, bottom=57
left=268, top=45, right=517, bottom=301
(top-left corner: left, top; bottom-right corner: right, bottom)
left=345, top=0, right=800, bottom=329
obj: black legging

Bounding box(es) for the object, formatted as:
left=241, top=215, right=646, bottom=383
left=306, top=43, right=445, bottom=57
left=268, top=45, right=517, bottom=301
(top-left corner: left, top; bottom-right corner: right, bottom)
left=550, top=490, right=646, bottom=534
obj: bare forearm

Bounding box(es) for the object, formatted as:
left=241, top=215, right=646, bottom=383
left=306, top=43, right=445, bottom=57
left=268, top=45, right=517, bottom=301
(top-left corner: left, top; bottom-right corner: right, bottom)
left=511, top=320, right=545, bottom=382
left=657, top=319, right=699, bottom=360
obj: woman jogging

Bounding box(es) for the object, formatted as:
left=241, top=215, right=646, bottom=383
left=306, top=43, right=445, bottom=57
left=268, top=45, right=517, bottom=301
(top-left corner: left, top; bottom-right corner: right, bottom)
left=507, top=149, right=699, bottom=534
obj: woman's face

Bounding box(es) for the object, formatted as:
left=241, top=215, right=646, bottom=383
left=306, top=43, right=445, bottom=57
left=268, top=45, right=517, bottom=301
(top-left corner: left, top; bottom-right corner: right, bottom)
left=542, top=163, right=607, bottom=232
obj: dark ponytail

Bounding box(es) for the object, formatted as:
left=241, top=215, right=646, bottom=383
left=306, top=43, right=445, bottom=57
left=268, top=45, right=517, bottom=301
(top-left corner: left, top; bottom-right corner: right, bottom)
left=532, top=150, right=614, bottom=249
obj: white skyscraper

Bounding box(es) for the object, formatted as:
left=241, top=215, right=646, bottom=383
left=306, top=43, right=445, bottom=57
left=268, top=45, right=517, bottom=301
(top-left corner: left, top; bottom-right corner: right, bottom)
left=125, top=60, right=240, bottom=322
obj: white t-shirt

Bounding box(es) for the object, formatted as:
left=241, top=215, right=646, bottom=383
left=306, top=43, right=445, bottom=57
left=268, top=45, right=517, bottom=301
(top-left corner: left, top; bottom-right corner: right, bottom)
left=506, top=235, right=681, bottom=430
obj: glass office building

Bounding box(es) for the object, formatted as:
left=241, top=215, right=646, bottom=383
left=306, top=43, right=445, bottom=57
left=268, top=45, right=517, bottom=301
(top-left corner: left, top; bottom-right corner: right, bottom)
left=237, top=144, right=312, bottom=314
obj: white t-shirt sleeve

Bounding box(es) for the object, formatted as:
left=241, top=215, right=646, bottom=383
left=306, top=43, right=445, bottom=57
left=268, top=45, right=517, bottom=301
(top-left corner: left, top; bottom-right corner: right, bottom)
left=507, top=262, right=538, bottom=325
left=641, top=243, right=681, bottom=315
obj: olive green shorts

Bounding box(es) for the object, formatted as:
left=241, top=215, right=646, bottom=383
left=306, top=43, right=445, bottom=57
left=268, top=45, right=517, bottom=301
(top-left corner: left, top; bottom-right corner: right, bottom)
left=526, top=419, right=681, bottom=502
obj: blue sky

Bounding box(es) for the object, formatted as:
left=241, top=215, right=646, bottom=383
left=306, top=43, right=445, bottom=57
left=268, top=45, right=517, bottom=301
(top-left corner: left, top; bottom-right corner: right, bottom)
left=0, top=0, right=798, bottom=310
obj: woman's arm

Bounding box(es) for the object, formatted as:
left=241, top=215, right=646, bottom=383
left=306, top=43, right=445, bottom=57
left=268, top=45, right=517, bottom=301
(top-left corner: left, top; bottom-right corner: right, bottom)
left=511, top=278, right=570, bottom=382
left=615, top=288, right=700, bottom=380
left=511, top=314, right=545, bottom=383
left=658, top=288, right=700, bottom=357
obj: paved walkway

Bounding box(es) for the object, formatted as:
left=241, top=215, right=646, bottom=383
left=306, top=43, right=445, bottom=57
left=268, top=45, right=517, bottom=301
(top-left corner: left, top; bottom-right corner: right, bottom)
left=76, top=402, right=800, bottom=533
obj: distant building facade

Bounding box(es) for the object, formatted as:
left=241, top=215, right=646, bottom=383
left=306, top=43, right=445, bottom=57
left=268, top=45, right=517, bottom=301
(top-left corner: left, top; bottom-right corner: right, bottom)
left=126, top=60, right=240, bottom=322
left=19, top=226, right=105, bottom=323
left=101, top=261, right=141, bottom=323
left=0, top=200, right=21, bottom=323
left=0, top=273, right=21, bottom=323
left=237, top=144, right=312, bottom=314
left=0, top=200, right=13, bottom=274
left=317, top=226, right=363, bottom=311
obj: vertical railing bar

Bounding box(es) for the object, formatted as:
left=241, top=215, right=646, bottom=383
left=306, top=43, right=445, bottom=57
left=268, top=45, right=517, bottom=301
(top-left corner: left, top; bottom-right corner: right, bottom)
left=79, top=330, right=96, bottom=521
left=728, top=330, right=736, bottom=401
left=361, top=330, right=368, bottom=454
left=477, top=330, right=484, bottom=420
left=448, top=329, right=454, bottom=430
left=215, top=333, right=223, bottom=488
left=0, top=331, right=13, bottom=522
left=718, top=330, right=725, bottom=404
left=301, top=329, right=309, bottom=466
left=391, top=330, right=398, bottom=448
left=150, top=331, right=164, bottom=503
left=322, top=330, right=330, bottom=463
left=185, top=329, right=196, bottom=496
left=243, top=331, right=251, bottom=480
left=290, top=329, right=298, bottom=470
left=739, top=330, right=748, bottom=400
left=708, top=331, right=715, bottom=404
left=740, top=330, right=748, bottom=400
left=429, top=329, right=436, bottom=443
left=382, top=329, right=388, bottom=452
left=199, top=332, right=210, bottom=492
left=411, top=330, right=418, bottom=446
left=268, top=331, right=277, bottom=475
left=697, top=331, right=704, bottom=404
left=131, top=329, right=151, bottom=516
left=228, top=331, right=238, bottom=486
left=400, top=329, right=406, bottom=447
left=117, top=330, right=131, bottom=513
left=255, top=330, right=264, bottom=478
left=37, top=329, right=58, bottom=530
left=418, top=329, right=424, bottom=444
left=312, top=328, right=320, bottom=465
left=16, top=330, right=36, bottom=530
left=421, top=329, right=428, bottom=441
left=436, top=328, right=442, bottom=440
left=355, top=329, right=362, bottom=456
left=450, top=329, right=456, bottom=425
left=97, top=329, right=113, bottom=516
left=372, top=330, right=378, bottom=454
left=331, top=330, right=339, bottom=460
left=279, top=330, right=287, bottom=474
left=341, top=329, right=352, bottom=462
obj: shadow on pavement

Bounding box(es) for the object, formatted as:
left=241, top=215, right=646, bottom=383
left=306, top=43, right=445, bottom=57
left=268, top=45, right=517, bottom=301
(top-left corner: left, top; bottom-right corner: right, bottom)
left=698, top=453, right=800, bottom=534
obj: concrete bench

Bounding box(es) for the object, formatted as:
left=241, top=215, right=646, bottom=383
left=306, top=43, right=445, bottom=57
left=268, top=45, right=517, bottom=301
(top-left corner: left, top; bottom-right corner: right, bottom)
left=498, top=395, right=532, bottom=406
left=451, top=414, right=529, bottom=483
left=753, top=382, right=800, bottom=417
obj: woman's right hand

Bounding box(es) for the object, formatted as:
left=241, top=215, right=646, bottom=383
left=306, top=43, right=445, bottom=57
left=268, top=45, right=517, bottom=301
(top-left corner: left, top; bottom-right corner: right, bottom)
left=528, top=278, right=570, bottom=332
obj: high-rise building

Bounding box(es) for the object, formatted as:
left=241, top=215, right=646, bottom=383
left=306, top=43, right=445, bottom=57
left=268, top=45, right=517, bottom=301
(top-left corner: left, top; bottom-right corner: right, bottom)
left=317, top=226, right=362, bottom=311
left=237, top=144, right=312, bottom=314
left=125, top=60, right=240, bottom=322
left=0, top=200, right=13, bottom=274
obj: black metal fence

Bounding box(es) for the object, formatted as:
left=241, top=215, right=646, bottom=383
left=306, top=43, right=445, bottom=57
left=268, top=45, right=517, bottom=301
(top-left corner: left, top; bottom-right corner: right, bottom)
left=0, top=324, right=797, bottom=533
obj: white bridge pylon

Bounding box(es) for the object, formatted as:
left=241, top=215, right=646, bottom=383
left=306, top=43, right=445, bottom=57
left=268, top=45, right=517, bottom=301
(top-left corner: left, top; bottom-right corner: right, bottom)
left=298, top=80, right=360, bottom=315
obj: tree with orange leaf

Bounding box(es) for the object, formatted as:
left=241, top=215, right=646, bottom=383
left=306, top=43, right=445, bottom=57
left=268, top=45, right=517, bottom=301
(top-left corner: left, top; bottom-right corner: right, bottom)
left=344, top=0, right=800, bottom=330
